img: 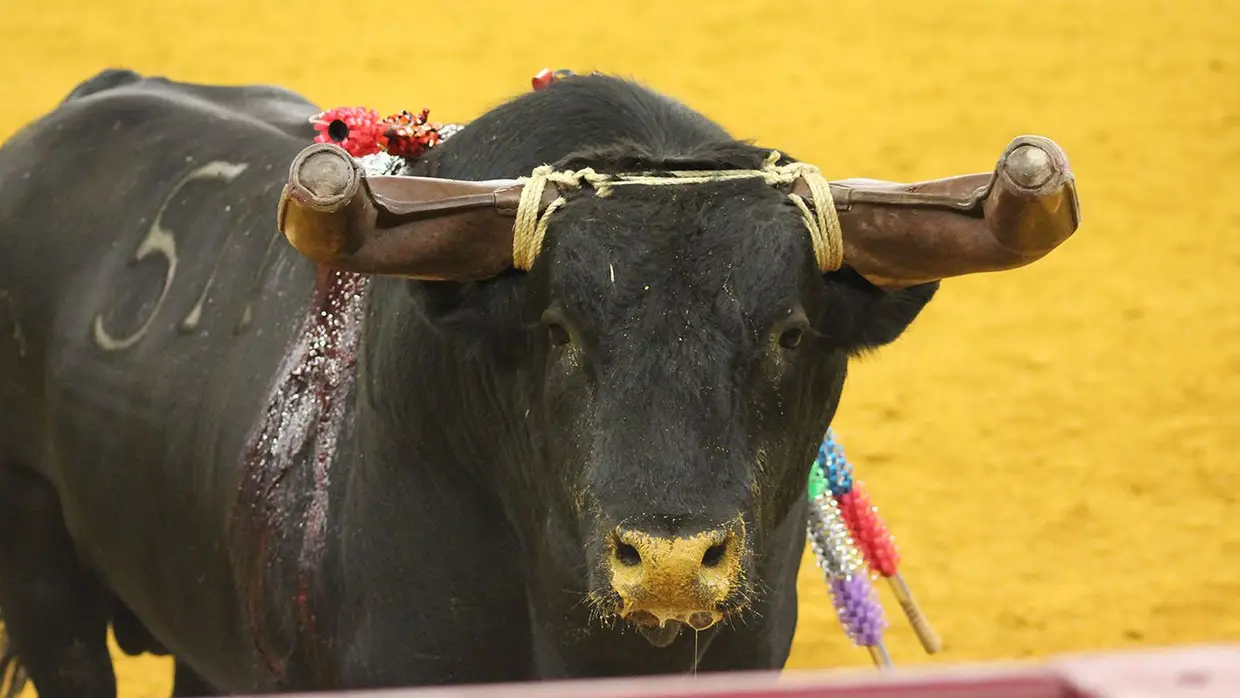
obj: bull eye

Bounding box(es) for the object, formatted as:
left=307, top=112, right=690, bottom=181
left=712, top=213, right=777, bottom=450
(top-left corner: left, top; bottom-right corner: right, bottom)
left=779, top=328, right=804, bottom=349
left=775, top=307, right=810, bottom=351
left=547, top=322, right=571, bottom=347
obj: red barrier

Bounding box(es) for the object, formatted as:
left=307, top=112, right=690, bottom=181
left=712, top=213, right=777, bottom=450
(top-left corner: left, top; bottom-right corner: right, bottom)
left=251, top=644, right=1238, bottom=698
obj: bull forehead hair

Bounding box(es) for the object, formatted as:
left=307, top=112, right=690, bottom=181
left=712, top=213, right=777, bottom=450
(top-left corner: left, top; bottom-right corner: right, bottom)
left=538, top=164, right=813, bottom=355
left=548, top=139, right=795, bottom=175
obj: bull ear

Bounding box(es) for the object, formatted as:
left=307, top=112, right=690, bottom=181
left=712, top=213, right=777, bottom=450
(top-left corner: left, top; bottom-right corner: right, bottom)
left=275, top=143, right=560, bottom=281
left=824, top=268, right=939, bottom=355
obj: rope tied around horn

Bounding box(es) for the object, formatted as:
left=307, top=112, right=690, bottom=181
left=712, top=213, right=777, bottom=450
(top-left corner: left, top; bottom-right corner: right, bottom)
left=511, top=151, right=844, bottom=273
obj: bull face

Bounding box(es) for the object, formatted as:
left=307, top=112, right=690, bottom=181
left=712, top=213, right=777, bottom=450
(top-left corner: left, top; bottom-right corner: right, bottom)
left=522, top=157, right=937, bottom=646
left=276, top=117, right=1077, bottom=648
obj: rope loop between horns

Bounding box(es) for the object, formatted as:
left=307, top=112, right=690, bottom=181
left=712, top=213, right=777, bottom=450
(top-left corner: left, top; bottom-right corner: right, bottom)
left=511, top=151, right=844, bottom=273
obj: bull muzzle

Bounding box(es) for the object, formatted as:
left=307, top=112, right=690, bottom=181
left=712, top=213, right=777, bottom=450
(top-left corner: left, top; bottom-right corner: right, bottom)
left=275, top=135, right=1080, bottom=288
left=604, top=521, right=746, bottom=647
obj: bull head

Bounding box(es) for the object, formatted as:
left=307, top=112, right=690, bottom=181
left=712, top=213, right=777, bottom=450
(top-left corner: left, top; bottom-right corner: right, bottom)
left=276, top=136, right=1080, bottom=290
left=274, top=134, right=1080, bottom=644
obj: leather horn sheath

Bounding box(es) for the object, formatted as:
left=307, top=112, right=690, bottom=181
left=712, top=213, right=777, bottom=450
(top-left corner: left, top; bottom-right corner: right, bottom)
left=276, top=142, right=557, bottom=281
left=277, top=136, right=1080, bottom=288
left=808, top=135, right=1082, bottom=288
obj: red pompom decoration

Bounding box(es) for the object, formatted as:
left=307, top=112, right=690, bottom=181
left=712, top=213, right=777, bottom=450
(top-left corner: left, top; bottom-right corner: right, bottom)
left=309, top=106, right=447, bottom=160
left=310, top=107, right=387, bottom=157
left=838, top=485, right=900, bottom=577
left=381, top=108, right=441, bottom=159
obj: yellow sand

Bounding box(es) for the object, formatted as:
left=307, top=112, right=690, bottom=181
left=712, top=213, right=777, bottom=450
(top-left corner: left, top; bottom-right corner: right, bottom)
left=3, top=1, right=1238, bottom=695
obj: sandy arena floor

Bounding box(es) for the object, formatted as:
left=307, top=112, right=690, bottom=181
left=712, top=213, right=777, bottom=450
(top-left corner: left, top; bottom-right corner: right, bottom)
left=4, top=0, right=1239, bottom=695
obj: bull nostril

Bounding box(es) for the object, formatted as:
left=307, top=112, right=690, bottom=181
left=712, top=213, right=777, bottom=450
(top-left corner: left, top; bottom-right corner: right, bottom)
left=701, top=541, right=727, bottom=568
left=614, top=541, right=642, bottom=567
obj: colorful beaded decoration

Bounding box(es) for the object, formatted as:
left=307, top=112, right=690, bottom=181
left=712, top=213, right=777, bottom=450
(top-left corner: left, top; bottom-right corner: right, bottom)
left=309, top=67, right=939, bottom=668
left=809, top=429, right=941, bottom=666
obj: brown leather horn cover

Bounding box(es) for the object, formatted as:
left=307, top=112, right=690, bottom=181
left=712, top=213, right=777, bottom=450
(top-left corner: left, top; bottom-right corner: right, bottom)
left=809, top=135, right=1081, bottom=288
left=276, top=142, right=558, bottom=281
left=277, top=136, right=1080, bottom=288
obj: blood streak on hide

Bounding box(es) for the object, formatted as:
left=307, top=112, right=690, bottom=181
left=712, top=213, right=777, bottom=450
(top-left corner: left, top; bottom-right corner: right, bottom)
left=231, top=264, right=371, bottom=682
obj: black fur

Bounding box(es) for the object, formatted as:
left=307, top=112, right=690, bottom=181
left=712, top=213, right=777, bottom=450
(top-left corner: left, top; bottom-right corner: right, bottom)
left=0, top=69, right=937, bottom=695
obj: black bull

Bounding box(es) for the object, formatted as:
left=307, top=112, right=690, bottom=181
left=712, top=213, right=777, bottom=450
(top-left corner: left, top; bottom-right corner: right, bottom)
left=0, top=69, right=1079, bottom=697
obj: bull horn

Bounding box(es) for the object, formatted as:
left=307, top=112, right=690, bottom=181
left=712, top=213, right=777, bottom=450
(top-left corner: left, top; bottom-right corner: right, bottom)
left=277, top=137, right=1081, bottom=287
left=819, top=135, right=1081, bottom=288
left=275, top=142, right=558, bottom=281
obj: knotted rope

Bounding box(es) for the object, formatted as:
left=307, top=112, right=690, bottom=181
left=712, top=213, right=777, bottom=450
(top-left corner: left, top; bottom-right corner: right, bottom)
left=511, top=151, right=844, bottom=272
